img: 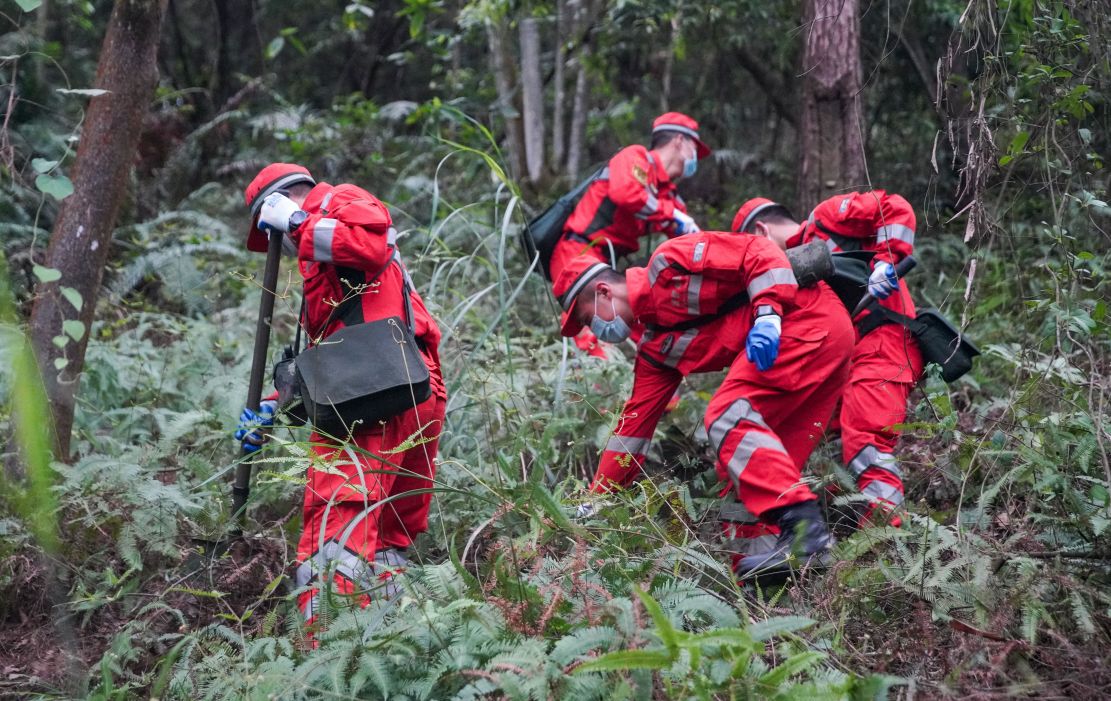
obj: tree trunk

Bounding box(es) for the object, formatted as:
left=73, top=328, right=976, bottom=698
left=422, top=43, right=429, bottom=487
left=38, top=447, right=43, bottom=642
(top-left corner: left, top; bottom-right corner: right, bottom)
left=519, top=17, right=545, bottom=184
left=28, top=0, right=165, bottom=460
left=796, top=0, right=866, bottom=210
left=566, top=45, right=589, bottom=179
left=213, top=0, right=261, bottom=108
left=551, top=0, right=568, bottom=172
left=486, top=17, right=525, bottom=181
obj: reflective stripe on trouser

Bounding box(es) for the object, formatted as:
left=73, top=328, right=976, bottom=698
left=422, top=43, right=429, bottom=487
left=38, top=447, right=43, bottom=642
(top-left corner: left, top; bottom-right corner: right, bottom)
left=719, top=496, right=779, bottom=575
left=296, top=394, right=445, bottom=621
left=703, top=312, right=853, bottom=518
left=840, top=322, right=923, bottom=515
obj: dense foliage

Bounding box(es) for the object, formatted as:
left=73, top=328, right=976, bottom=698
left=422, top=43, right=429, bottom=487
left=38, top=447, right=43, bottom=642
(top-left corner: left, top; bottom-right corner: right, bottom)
left=1, top=0, right=1108, bottom=698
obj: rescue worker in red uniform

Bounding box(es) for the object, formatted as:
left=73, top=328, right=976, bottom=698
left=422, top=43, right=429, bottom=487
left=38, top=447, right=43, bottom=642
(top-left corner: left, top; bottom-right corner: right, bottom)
left=236, top=163, right=447, bottom=623
left=554, top=231, right=854, bottom=576
left=732, top=192, right=924, bottom=526
left=549, top=112, right=711, bottom=357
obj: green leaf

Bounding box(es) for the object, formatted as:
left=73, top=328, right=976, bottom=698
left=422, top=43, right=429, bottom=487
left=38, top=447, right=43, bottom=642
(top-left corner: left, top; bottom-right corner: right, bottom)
left=53, top=357, right=67, bottom=370
left=530, top=482, right=573, bottom=531
left=633, top=586, right=678, bottom=655
left=14, top=0, right=42, bottom=11
left=35, top=173, right=74, bottom=201
left=62, top=319, right=85, bottom=341
left=31, top=158, right=58, bottom=174
left=748, top=616, right=816, bottom=642
left=51, top=335, right=67, bottom=349
left=32, top=265, right=62, bottom=283
left=574, top=649, right=674, bottom=673
left=265, top=36, right=285, bottom=59
left=60, top=286, right=83, bottom=311
left=1008, top=130, right=1030, bottom=155
left=757, top=650, right=826, bottom=689
left=55, top=88, right=108, bottom=97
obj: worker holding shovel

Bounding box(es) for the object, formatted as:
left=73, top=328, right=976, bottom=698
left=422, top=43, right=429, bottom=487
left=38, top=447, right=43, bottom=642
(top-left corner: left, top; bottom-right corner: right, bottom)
left=234, top=163, right=447, bottom=628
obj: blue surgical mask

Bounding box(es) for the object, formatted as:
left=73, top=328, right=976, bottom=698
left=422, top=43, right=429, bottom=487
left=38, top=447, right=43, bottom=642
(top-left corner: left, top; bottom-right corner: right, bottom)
left=590, top=292, right=631, bottom=343
left=682, top=151, right=698, bottom=179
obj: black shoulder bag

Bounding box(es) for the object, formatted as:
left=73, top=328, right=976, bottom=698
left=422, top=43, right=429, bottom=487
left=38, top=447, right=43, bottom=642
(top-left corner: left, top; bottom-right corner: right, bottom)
left=272, top=255, right=431, bottom=435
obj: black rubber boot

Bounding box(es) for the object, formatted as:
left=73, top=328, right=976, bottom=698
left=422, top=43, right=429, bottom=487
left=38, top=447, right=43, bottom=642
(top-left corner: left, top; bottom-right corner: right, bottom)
left=735, top=500, right=834, bottom=578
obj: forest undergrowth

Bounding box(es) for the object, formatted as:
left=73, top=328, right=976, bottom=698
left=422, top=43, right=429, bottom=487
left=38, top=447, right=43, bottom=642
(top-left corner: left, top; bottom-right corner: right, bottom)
left=1, top=1, right=1109, bottom=699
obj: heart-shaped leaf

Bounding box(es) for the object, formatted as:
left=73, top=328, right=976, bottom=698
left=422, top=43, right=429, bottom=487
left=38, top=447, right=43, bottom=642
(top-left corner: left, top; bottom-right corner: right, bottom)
left=35, top=173, right=74, bottom=201
left=31, top=158, right=58, bottom=174
left=32, top=265, right=62, bottom=283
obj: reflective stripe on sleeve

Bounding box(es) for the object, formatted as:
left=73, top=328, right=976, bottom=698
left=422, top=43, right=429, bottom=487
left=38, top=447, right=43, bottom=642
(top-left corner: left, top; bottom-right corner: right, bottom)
left=848, top=445, right=902, bottom=479
left=648, top=254, right=670, bottom=286
left=687, top=274, right=703, bottom=315
left=313, top=218, right=338, bottom=263
left=636, top=193, right=660, bottom=220
left=746, top=267, right=796, bottom=298
left=875, top=224, right=915, bottom=246
left=604, top=435, right=652, bottom=456
left=387, top=227, right=398, bottom=246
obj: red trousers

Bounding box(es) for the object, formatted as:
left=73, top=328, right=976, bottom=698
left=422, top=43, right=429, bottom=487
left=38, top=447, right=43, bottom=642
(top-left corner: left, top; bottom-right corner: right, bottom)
left=840, top=319, right=923, bottom=515
left=295, top=393, right=446, bottom=620
left=706, top=308, right=854, bottom=523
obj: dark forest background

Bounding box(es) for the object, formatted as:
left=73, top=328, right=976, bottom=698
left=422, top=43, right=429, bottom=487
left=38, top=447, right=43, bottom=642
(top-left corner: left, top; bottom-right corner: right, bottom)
left=1, top=0, right=1109, bottom=697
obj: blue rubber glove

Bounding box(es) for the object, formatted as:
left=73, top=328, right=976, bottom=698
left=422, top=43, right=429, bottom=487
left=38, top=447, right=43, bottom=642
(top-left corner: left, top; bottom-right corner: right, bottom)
left=672, top=210, right=700, bottom=235
left=235, top=399, right=277, bottom=453
left=745, top=316, right=781, bottom=372
left=867, top=262, right=899, bottom=299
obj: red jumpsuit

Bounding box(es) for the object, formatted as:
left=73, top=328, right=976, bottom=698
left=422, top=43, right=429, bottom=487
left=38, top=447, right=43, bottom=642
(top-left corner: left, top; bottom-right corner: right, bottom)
left=549, top=145, right=690, bottom=357
left=789, top=190, right=924, bottom=517
left=289, top=183, right=447, bottom=621
left=587, top=232, right=853, bottom=571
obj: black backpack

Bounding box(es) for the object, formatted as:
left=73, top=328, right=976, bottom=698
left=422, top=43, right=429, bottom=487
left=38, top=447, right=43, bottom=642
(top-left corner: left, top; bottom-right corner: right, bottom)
left=520, top=167, right=605, bottom=280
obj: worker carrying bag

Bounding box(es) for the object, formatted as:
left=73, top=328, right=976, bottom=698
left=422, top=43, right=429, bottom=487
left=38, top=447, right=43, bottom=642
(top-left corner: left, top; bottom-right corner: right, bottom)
left=821, top=252, right=980, bottom=382
left=854, top=300, right=981, bottom=383
left=521, top=167, right=605, bottom=280
left=272, top=256, right=431, bottom=435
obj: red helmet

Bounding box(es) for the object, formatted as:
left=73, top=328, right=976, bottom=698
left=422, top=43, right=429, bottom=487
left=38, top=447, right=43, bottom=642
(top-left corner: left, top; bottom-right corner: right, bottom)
left=732, top=197, right=781, bottom=233
left=551, top=257, right=614, bottom=337
left=651, top=112, right=711, bottom=159
left=243, top=163, right=316, bottom=252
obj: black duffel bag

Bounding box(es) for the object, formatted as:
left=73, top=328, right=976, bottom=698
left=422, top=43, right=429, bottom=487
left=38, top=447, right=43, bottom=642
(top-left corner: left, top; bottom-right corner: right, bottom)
left=521, top=166, right=605, bottom=280
left=273, top=258, right=430, bottom=435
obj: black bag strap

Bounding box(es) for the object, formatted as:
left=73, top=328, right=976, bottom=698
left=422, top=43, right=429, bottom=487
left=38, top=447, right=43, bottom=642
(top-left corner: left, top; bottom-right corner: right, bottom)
left=648, top=289, right=751, bottom=334
left=310, top=248, right=417, bottom=342
left=855, top=298, right=923, bottom=337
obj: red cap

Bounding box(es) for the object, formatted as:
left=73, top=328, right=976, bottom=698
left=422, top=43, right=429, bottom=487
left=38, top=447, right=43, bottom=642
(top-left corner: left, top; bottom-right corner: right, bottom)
left=243, top=163, right=316, bottom=252
left=552, top=257, right=614, bottom=337
left=652, top=112, right=710, bottom=159
left=732, top=197, right=781, bottom=233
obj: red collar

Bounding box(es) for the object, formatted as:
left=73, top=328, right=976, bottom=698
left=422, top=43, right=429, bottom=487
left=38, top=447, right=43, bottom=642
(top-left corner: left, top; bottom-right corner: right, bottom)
left=646, top=149, right=674, bottom=189
left=626, top=267, right=655, bottom=325
left=301, top=182, right=334, bottom=213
